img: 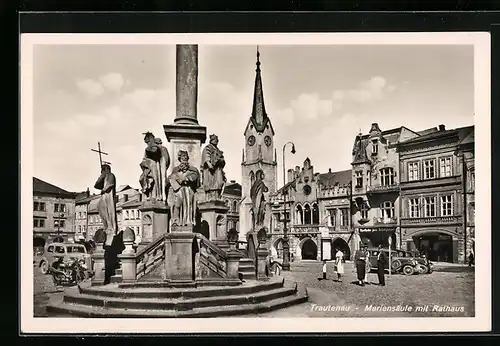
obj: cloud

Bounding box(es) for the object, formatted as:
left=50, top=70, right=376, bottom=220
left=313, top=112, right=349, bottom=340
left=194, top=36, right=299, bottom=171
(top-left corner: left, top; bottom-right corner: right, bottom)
left=289, top=93, right=333, bottom=120
left=99, top=73, right=125, bottom=92
left=75, top=78, right=105, bottom=97
left=332, top=76, right=394, bottom=107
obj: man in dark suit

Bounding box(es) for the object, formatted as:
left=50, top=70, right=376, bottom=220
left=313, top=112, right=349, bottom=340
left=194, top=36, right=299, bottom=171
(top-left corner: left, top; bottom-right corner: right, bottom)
left=377, top=245, right=388, bottom=286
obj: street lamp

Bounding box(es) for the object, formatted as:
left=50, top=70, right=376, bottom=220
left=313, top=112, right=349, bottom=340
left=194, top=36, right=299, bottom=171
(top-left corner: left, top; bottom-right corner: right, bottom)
left=282, top=141, right=296, bottom=271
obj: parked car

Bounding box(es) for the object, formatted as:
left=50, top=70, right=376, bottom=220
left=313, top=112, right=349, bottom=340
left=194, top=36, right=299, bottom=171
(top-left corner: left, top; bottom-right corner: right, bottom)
left=38, top=242, right=93, bottom=275
left=366, top=248, right=425, bottom=276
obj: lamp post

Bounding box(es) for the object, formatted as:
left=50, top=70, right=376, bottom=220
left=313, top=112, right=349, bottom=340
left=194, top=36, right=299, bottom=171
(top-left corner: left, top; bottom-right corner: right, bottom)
left=388, top=235, right=392, bottom=277
left=282, top=141, right=296, bottom=271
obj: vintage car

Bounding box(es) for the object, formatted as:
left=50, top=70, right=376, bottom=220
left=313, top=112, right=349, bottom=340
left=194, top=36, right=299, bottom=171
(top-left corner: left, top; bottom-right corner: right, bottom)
left=366, top=248, right=432, bottom=275
left=37, top=242, right=93, bottom=275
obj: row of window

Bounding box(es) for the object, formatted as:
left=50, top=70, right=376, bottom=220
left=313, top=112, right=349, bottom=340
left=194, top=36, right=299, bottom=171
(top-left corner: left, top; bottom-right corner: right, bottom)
left=33, top=202, right=67, bottom=213
left=33, top=218, right=65, bottom=228
left=358, top=201, right=395, bottom=219
left=124, top=210, right=141, bottom=220
left=408, top=157, right=453, bottom=181
left=355, top=167, right=396, bottom=188
left=408, top=195, right=454, bottom=218
left=327, top=208, right=350, bottom=227
left=224, top=199, right=239, bottom=213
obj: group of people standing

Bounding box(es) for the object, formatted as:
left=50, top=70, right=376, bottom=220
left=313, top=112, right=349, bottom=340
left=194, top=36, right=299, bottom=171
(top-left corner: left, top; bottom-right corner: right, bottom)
left=354, top=244, right=387, bottom=286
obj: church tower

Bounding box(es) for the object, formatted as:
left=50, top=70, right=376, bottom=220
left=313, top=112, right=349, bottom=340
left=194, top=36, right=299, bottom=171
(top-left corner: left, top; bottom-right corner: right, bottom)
left=239, top=47, right=278, bottom=238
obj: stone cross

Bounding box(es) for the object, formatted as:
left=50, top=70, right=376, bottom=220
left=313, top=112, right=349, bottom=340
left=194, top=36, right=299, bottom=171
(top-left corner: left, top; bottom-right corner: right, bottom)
left=91, top=142, right=108, bottom=167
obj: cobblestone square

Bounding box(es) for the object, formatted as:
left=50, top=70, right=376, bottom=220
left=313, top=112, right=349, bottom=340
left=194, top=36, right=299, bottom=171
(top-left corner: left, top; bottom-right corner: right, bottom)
left=34, top=261, right=474, bottom=318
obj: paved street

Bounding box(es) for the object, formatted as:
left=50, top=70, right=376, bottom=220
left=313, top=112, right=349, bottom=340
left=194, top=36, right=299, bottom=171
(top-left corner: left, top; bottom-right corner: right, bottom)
left=255, top=261, right=475, bottom=317
left=34, top=261, right=474, bottom=318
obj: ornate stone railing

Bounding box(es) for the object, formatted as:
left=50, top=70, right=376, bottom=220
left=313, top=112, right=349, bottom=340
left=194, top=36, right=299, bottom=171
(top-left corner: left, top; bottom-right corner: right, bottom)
left=366, top=184, right=400, bottom=193
left=401, top=215, right=462, bottom=226
left=135, top=233, right=167, bottom=280
left=195, top=233, right=231, bottom=279
left=289, top=225, right=320, bottom=234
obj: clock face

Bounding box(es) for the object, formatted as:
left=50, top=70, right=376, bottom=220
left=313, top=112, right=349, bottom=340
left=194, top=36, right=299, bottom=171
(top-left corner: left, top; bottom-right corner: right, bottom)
left=303, top=185, right=312, bottom=195
left=247, top=135, right=256, bottom=146
left=264, top=136, right=272, bottom=147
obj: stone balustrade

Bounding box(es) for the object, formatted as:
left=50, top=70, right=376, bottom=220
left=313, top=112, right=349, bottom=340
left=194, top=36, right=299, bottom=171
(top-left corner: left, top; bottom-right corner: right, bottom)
left=401, top=215, right=462, bottom=225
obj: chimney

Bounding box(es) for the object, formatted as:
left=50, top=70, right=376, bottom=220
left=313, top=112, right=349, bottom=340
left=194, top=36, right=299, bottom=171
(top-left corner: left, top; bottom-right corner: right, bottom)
left=328, top=168, right=332, bottom=173
left=86, top=187, right=90, bottom=198
left=287, top=169, right=294, bottom=183
left=439, top=124, right=445, bottom=131
left=230, top=180, right=236, bottom=183
left=124, top=194, right=129, bottom=202
left=139, top=194, right=143, bottom=202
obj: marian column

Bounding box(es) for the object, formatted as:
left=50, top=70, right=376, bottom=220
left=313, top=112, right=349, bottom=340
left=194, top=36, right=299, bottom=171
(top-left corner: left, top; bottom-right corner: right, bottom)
left=164, top=44, right=207, bottom=286
left=164, top=45, right=207, bottom=174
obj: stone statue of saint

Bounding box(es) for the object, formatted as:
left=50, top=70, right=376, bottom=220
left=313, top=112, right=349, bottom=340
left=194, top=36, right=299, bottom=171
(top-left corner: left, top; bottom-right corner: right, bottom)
left=94, top=164, right=118, bottom=246
left=201, top=134, right=227, bottom=201
left=167, top=150, right=201, bottom=226
left=250, top=169, right=269, bottom=229
left=139, top=132, right=170, bottom=202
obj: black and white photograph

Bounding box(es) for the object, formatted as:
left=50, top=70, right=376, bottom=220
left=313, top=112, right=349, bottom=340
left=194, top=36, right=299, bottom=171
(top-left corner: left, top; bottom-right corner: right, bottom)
left=20, top=33, right=491, bottom=333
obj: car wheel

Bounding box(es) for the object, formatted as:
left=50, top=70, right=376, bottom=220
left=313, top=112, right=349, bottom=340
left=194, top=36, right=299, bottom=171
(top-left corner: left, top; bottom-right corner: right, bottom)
left=40, top=261, right=49, bottom=274
left=391, top=260, right=402, bottom=272
left=417, top=264, right=429, bottom=274
left=402, top=265, right=415, bottom=276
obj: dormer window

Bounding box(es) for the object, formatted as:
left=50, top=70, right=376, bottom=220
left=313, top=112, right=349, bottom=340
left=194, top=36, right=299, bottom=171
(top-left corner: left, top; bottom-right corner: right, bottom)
left=355, top=171, right=363, bottom=188
left=372, top=139, right=378, bottom=155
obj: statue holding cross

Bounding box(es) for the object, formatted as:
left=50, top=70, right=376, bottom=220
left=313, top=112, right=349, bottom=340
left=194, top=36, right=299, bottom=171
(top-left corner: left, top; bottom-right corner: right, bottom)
left=91, top=142, right=117, bottom=246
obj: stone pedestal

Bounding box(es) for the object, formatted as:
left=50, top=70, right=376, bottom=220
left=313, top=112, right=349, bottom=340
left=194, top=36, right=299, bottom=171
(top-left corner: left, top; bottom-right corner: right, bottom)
left=226, top=240, right=243, bottom=280
left=198, top=200, right=230, bottom=243
left=256, top=246, right=269, bottom=281
left=118, top=228, right=137, bottom=283
left=139, top=201, right=170, bottom=243
left=164, top=225, right=196, bottom=286
left=91, top=242, right=106, bottom=286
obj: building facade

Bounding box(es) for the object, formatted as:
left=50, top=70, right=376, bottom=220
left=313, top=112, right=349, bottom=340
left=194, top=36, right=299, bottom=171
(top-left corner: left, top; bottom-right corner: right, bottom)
left=269, top=158, right=353, bottom=261
left=33, top=178, right=77, bottom=246
left=222, top=180, right=242, bottom=232
left=239, top=49, right=278, bottom=241
left=350, top=123, right=421, bottom=251
left=397, top=125, right=475, bottom=264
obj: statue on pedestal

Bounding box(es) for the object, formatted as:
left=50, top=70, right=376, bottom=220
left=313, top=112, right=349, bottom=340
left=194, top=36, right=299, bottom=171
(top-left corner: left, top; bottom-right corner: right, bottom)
left=167, top=150, right=201, bottom=226
left=94, top=164, right=118, bottom=246
left=250, top=169, right=269, bottom=230
left=201, top=134, right=227, bottom=201
left=139, top=132, right=170, bottom=202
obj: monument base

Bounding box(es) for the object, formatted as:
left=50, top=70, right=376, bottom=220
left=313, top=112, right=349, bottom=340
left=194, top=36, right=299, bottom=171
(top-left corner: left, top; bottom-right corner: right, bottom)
left=139, top=201, right=170, bottom=243
left=164, top=225, right=196, bottom=282
left=198, top=199, right=230, bottom=242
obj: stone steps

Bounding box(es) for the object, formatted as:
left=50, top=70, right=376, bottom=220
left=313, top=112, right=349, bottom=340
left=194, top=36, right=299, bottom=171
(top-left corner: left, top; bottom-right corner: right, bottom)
left=46, top=278, right=308, bottom=318
left=239, top=258, right=256, bottom=280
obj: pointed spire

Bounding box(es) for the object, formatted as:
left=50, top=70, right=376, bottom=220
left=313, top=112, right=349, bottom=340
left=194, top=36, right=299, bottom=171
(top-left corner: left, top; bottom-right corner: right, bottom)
left=251, top=45, right=268, bottom=133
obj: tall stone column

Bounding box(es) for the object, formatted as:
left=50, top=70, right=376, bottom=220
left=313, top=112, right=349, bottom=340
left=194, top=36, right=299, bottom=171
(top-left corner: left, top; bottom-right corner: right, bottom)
left=164, top=44, right=206, bottom=286
left=164, top=45, right=207, bottom=174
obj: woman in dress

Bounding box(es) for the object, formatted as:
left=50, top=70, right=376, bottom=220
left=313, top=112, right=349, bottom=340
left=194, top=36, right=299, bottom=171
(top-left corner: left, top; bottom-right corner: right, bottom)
left=335, top=247, right=345, bottom=282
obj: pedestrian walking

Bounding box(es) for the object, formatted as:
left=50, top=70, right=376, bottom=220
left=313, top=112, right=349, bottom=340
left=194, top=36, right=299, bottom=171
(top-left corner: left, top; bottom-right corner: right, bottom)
left=376, top=245, right=387, bottom=286
left=354, top=244, right=369, bottom=286
left=335, top=247, right=344, bottom=282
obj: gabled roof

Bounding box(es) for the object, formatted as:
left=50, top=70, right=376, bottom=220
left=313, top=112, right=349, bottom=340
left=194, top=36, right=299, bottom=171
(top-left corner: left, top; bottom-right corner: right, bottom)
left=398, top=125, right=474, bottom=147
left=75, top=194, right=100, bottom=205
left=223, top=181, right=242, bottom=197
left=33, top=177, right=75, bottom=198
left=117, top=185, right=135, bottom=192
left=120, top=199, right=142, bottom=209
left=317, top=169, right=352, bottom=187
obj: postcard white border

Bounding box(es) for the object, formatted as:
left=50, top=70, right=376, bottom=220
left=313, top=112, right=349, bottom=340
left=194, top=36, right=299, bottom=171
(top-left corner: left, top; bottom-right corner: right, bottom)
left=20, top=32, right=491, bottom=334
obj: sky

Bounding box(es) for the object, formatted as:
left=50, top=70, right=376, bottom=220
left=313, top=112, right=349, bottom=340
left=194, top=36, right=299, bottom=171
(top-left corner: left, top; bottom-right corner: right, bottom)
left=32, top=44, right=474, bottom=193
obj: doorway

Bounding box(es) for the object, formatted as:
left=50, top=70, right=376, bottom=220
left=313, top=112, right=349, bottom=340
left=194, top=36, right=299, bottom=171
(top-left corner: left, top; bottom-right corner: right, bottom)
left=413, top=233, right=453, bottom=263
left=301, top=239, right=318, bottom=260
left=332, top=238, right=351, bottom=261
